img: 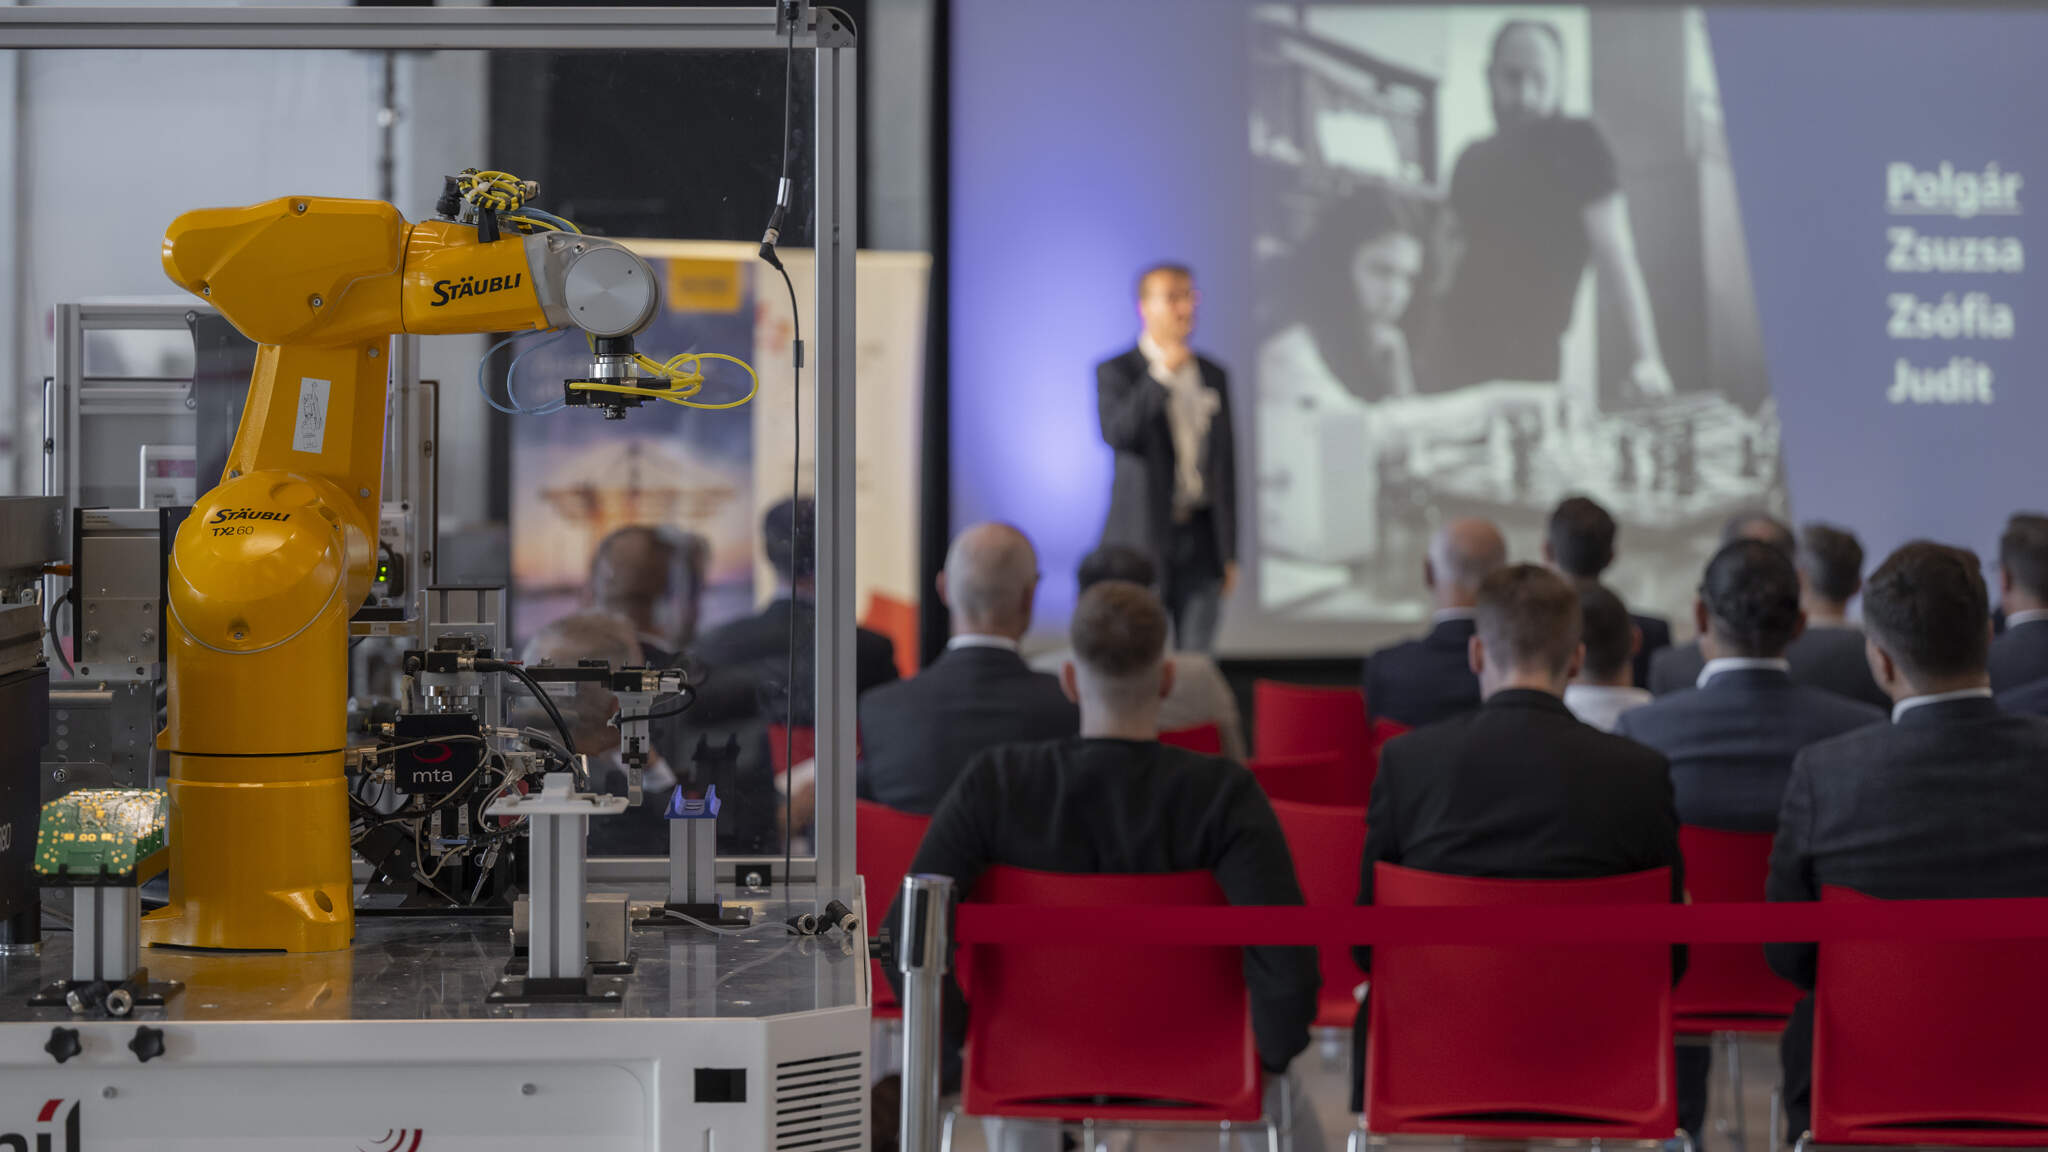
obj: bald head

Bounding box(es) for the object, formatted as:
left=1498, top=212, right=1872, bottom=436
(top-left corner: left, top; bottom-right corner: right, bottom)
left=939, top=522, right=1040, bottom=640
left=1426, top=518, right=1509, bottom=609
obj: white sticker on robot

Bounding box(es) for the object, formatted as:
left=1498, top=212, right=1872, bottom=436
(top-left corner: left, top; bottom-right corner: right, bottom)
left=294, top=376, right=331, bottom=454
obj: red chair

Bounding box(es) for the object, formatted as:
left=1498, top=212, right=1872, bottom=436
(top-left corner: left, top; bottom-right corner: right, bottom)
left=1362, top=863, right=1678, bottom=1146
left=952, top=866, right=1273, bottom=1149
left=1675, top=828, right=1800, bottom=1151
left=856, top=801, right=932, bottom=1022
left=1366, top=716, right=1410, bottom=766
left=862, top=591, right=920, bottom=680
left=1675, top=827, right=1801, bottom=1025
left=1805, top=886, right=2048, bottom=1148
left=1249, top=752, right=1350, bottom=807
left=1161, top=723, right=1225, bottom=755
left=1253, top=680, right=1373, bottom=805
left=1269, top=799, right=1368, bottom=1029
left=766, top=723, right=815, bottom=778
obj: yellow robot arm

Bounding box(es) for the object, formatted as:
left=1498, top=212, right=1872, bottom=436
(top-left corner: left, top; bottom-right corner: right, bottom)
left=148, top=194, right=656, bottom=951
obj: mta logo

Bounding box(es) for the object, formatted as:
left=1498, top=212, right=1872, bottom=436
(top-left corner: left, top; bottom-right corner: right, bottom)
left=0, top=1099, right=79, bottom=1152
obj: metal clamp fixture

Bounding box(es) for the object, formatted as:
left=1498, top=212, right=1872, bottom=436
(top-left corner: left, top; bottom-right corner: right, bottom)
left=485, top=770, right=627, bottom=1004
left=897, top=873, right=953, bottom=1152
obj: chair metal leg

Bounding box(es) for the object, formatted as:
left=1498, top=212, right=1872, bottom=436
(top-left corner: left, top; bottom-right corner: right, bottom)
left=939, top=1108, right=957, bottom=1152
left=1725, top=1031, right=1750, bottom=1152
left=1265, top=1120, right=1282, bottom=1152
left=1083, top=1117, right=1098, bottom=1152
left=1768, top=1090, right=1783, bottom=1152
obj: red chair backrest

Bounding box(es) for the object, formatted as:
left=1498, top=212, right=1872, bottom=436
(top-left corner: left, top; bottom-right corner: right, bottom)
left=857, top=801, right=933, bottom=1014
left=1253, top=680, right=1373, bottom=803
left=766, top=723, right=816, bottom=778
left=1249, top=752, right=1352, bottom=807
left=1673, top=826, right=1801, bottom=1023
left=1812, top=885, right=2048, bottom=1145
left=961, top=866, right=1261, bottom=1123
left=861, top=591, right=921, bottom=680
left=1160, top=723, right=1225, bottom=755
left=1366, top=863, right=1676, bottom=1139
left=1270, top=799, right=1369, bottom=1027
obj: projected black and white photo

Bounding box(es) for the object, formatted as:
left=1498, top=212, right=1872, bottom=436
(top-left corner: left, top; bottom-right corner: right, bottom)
left=1250, top=5, right=1786, bottom=630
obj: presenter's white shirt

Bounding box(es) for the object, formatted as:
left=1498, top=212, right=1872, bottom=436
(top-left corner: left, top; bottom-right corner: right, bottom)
left=1139, top=332, right=1216, bottom=521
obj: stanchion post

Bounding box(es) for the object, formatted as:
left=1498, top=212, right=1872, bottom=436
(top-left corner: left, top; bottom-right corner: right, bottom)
left=898, top=873, right=955, bottom=1152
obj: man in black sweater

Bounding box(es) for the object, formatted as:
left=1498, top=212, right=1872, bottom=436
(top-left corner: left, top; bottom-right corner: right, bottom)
left=1355, top=564, right=1684, bottom=1112
left=1767, top=541, right=2048, bottom=1141
left=858, top=523, right=1077, bottom=813
left=890, top=580, right=1319, bottom=1149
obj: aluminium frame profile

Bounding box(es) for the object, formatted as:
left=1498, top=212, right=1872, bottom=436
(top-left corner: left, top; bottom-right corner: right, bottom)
left=0, top=5, right=860, bottom=893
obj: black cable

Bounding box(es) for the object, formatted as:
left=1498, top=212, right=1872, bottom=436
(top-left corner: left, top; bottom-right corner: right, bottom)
left=759, top=1, right=803, bottom=894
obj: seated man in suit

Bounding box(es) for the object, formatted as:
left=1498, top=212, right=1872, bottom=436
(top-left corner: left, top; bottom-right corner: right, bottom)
left=1355, top=564, right=1684, bottom=1111
left=1768, top=541, right=2048, bottom=1141
left=1365, top=517, right=1506, bottom=728
left=1990, top=513, right=2048, bottom=692
left=1562, top=581, right=1650, bottom=732
left=858, top=523, right=1078, bottom=813
left=1033, top=543, right=1246, bottom=759
left=587, top=523, right=710, bottom=664
left=890, top=580, right=1320, bottom=1150
left=518, top=611, right=676, bottom=856
left=1786, top=522, right=1889, bottom=709
left=1545, top=495, right=1669, bottom=687
left=687, top=496, right=899, bottom=725
left=1650, top=511, right=1797, bottom=694
left=1616, top=541, right=1882, bottom=1139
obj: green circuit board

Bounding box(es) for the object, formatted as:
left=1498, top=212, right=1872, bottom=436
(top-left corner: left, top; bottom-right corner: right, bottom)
left=33, top=789, right=169, bottom=882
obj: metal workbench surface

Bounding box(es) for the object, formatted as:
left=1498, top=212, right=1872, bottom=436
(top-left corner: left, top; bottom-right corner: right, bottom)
left=0, top=884, right=868, bottom=1024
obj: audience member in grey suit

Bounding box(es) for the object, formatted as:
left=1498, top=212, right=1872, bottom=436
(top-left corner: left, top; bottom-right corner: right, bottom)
left=1767, top=542, right=2048, bottom=1141
left=858, top=523, right=1078, bottom=814
left=1990, top=513, right=2048, bottom=692
left=1786, top=522, right=1890, bottom=709
left=1618, top=540, right=1883, bottom=1142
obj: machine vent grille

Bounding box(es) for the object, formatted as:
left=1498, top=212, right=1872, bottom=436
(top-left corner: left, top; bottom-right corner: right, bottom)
left=773, top=1051, right=865, bottom=1152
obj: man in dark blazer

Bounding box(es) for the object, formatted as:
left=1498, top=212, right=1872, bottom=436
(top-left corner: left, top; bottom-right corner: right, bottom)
left=1364, top=518, right=1505, bottom=728
left=1096, top=263, right=1238, bottom=652
left=688, top=496, right=899, bottom=726
left=1990, top=513, right=2048, bottom=692
left=1620, top=540, right=1884, bottom=832
left=1354, top=564, right=1684, bottom=1111
left=1617, top=540, right=1882, bottom=1141
left=1649, top=511, right=1796, bottom=694
left=1767, top=541, right=2048, bottom=1142
left=1543, top=495, right=1670, bottom=687
left=858, top=523, right=1078, bottom=814
left=1784, top=522, right=1890, bottom=710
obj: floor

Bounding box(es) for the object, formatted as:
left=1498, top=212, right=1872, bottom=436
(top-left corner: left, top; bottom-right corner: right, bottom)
left=891, top=1029, right=1787, bottom=1152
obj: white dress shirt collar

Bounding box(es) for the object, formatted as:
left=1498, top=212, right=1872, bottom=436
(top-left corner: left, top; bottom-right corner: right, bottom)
left=947, top=634, right=1020, bottom=654
left=1563, top=684, right=1653, bottom=733
left=1892, top=686, right=1995, bottom=723
left=2008, top=608, right=2048, bottom=628
left=1697, top=657, right=1792, bottom=689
